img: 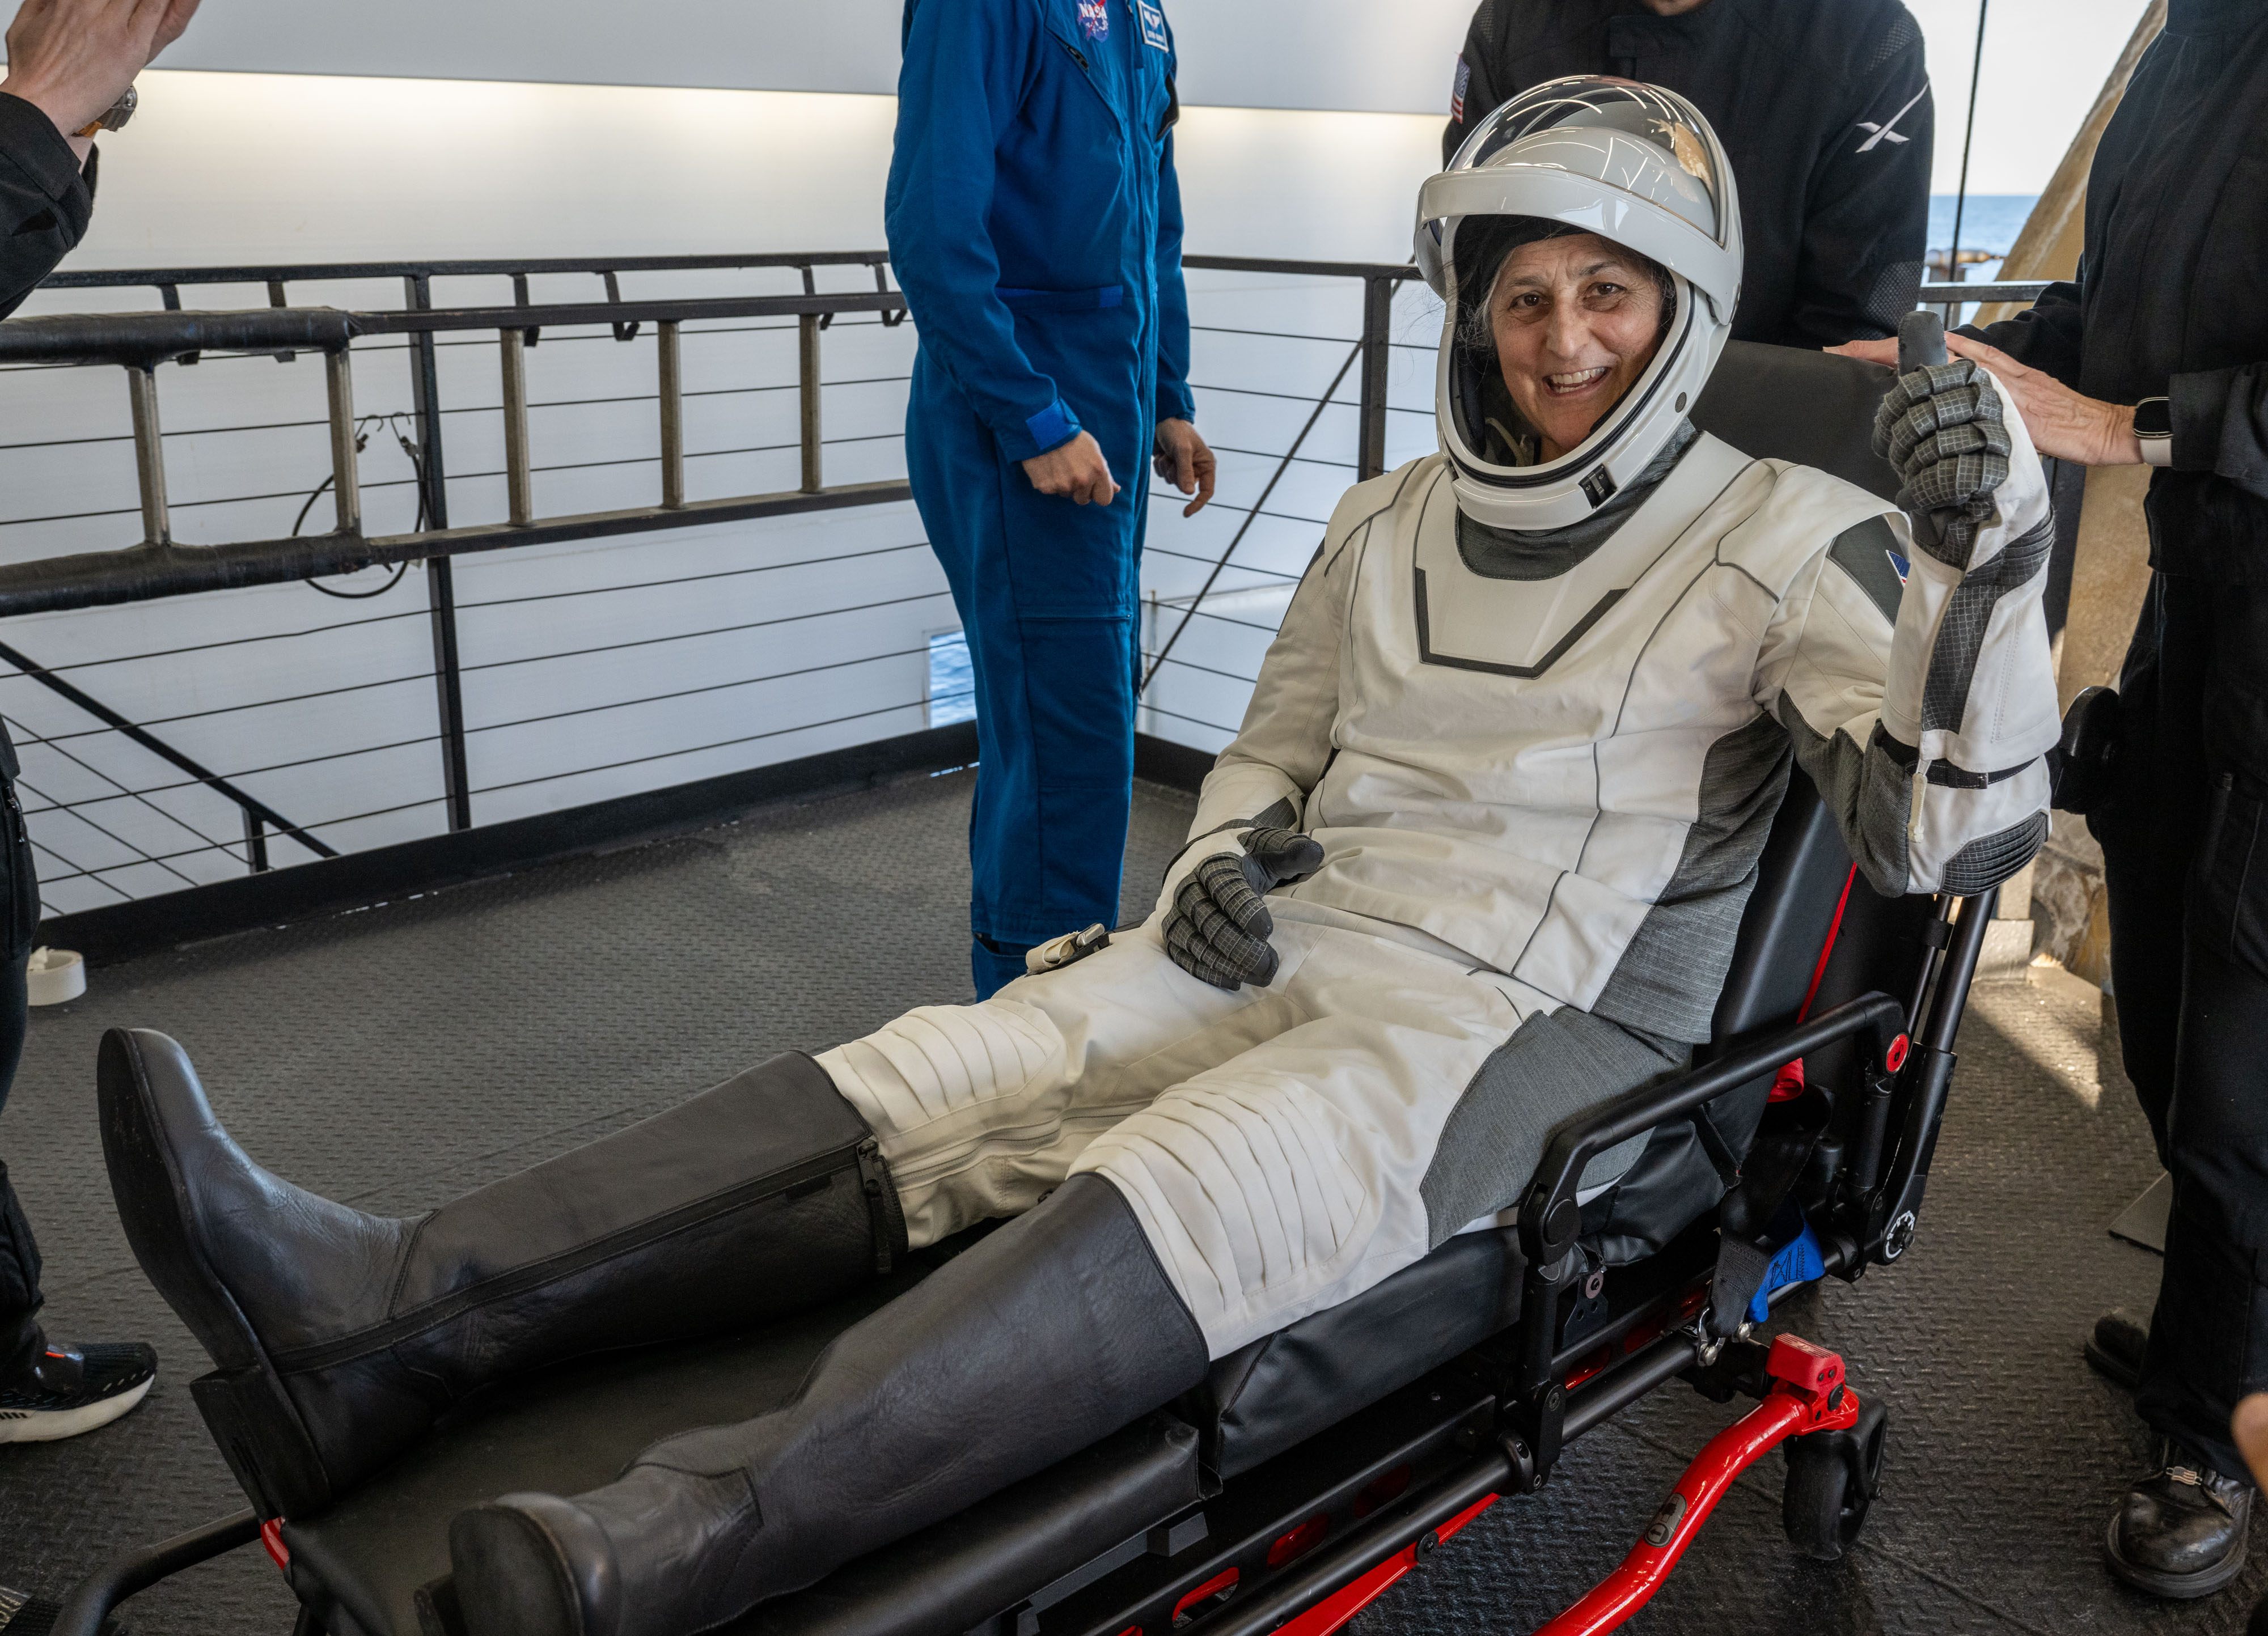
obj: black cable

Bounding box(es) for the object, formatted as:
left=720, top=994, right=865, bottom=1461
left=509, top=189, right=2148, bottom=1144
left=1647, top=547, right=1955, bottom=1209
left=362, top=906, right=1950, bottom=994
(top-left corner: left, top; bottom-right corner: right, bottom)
left=299, top=414, right=419, bottom=599
left=1948, top=0, right=1991, bottom=286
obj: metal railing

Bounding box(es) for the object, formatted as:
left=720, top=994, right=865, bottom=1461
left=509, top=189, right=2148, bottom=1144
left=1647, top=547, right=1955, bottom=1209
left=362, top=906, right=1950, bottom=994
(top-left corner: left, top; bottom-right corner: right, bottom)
left=0, top=250, right=1432, bottom=922
left=0, top=254, right=2039, bottom=929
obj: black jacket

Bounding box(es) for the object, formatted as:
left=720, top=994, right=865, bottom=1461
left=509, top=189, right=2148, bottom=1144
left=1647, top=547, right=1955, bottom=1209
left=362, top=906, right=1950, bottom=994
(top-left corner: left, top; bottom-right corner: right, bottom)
left=0, top=92, right=92, bottom=320
left=1966, top=0, right=2268, bottom=583
left=1443, top=0, right=1931, bottom=350
left=0, top=93, right=91, bottom=786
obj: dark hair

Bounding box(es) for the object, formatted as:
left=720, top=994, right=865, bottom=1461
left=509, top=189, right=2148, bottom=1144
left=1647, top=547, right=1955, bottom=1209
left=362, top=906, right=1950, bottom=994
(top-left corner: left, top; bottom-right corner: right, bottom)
left=1452, top=216, right=1676, bottom=358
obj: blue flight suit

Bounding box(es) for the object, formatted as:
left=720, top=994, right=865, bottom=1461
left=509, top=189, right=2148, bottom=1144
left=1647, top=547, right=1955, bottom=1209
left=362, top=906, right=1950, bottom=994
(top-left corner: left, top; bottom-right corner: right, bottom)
left=887, top=0, right=1195, bottom=997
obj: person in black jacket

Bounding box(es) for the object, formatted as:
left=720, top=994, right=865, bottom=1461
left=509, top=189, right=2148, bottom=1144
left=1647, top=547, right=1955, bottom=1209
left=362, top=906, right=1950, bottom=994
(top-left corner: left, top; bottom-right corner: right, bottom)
left=1835, top=0, right=2268, bottom=1602
left=0, top=0, right=198, bottom=1470
left=1444, top=0, right=1931, bottom=350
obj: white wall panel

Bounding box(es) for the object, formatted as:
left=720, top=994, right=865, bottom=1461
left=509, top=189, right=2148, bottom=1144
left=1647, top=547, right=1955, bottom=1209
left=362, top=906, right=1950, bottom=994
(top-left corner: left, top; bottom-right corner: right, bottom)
left=128, top=0, right=1475, bottom=114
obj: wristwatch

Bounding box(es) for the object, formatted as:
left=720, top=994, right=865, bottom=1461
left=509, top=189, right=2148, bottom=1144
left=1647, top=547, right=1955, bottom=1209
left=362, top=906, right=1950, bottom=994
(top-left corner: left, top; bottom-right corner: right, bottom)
left=2134, top=396, right=2173, bottom=468
left=75, top=84, right=134, bottom=139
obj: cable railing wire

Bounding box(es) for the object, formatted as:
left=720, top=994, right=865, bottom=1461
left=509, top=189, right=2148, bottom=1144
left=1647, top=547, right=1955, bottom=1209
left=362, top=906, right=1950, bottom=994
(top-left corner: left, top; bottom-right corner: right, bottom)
left=0, top=249, right=1423, bottom=920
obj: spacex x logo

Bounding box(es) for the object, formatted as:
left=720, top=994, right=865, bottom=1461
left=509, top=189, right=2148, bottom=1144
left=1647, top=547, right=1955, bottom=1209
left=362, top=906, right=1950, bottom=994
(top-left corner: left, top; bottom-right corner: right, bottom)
left=1856, top=83, right=1929, bottom=152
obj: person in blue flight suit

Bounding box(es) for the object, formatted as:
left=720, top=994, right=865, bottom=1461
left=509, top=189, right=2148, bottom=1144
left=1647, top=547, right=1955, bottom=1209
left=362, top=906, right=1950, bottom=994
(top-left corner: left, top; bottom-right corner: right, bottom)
left=887, top=0, right=1216, bottom=998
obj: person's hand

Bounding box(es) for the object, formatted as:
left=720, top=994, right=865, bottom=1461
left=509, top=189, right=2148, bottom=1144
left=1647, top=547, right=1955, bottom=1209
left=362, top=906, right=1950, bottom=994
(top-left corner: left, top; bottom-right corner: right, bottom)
left=1, top=0, right=200, bottom=145
left=1153, top=417, right=1216, bottom=518
left=1161, top=827, right=1323, bottom=991
left=2234, top=1394, right=2268, bottom=1490
left=1022, top=430, right=1119, bottom=506
left=1826, top=337, right=1901, bottom=367
left=1945, top=333, right=2142, bottom=466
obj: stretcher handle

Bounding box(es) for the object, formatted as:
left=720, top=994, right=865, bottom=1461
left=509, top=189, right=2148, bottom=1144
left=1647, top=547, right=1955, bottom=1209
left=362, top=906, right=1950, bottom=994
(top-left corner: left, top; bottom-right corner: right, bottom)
left=1895, top=310, right=1950, bottom=553
left=1517, top=993, right=1908, bottom=1266
left=1898, top=308, right=1947, bottom=374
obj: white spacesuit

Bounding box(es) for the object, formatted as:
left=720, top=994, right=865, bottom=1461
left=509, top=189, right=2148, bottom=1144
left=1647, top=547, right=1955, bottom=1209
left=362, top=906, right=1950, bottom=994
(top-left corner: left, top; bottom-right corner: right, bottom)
left=104, top=80, right=2064, bottom=1636
left=821, top=78, right=2059, bottom=1359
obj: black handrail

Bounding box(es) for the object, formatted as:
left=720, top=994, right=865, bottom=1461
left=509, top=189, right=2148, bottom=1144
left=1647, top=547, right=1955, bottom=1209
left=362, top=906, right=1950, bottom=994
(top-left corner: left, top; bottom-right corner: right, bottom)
left=52, top=1508, right=263, bottom=1636
left=1516, top=990, right=1908, bottom=1266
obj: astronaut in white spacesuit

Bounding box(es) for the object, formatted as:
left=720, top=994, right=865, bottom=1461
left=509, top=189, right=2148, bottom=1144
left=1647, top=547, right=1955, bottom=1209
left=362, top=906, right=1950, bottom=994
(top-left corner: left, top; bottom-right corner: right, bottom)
left=101, top=80, right=2059, bottom=1636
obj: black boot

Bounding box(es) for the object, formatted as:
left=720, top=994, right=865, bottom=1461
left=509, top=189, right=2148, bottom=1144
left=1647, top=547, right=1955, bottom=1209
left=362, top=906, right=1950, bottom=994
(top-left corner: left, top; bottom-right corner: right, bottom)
left=2105, top=1436, right=2254, bottom=1599
left=2086, top=1307, right=2150, bottom=1390
left=448, top=1174, right=1209, bottom=1636
left=99, top=1028, right=903, bottom=1519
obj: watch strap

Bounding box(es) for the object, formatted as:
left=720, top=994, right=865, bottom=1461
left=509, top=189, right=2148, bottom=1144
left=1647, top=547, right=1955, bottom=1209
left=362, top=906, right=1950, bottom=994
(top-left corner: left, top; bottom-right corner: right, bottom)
left=2134, top=396, right=2173, bottom=468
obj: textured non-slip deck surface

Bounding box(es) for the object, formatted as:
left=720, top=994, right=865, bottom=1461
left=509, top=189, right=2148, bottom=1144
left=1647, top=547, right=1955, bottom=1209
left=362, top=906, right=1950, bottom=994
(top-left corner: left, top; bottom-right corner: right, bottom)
left=0, top=768, right=2222, bottom=1633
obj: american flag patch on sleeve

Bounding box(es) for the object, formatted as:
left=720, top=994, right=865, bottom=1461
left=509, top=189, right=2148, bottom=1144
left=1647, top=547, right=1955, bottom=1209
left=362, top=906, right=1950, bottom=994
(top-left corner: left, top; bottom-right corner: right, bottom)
left=1452, top=56, right=1471, bottom=121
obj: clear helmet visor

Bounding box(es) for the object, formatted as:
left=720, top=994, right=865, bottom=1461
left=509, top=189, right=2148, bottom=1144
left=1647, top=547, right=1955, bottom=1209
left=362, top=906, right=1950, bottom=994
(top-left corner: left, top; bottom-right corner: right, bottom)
left=1449, top=77, right=1727, bottom=245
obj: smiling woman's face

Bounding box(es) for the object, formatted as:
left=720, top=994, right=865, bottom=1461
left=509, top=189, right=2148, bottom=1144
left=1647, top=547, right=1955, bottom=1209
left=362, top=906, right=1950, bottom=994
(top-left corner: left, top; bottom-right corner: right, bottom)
left=1489, top=234, right=1669, bottom=463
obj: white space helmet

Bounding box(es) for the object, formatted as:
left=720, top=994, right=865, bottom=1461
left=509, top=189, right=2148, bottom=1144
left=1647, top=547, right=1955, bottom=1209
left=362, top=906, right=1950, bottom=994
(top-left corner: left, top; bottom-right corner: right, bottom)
left=1415, top=77, right=1742, bottom=530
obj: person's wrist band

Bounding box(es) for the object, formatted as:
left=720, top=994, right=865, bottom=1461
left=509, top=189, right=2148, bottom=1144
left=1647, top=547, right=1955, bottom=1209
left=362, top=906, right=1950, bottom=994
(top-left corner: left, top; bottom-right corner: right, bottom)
left=77, top=85, right=136, bottom=138
left=2134, top=396, right=2173, bottom=469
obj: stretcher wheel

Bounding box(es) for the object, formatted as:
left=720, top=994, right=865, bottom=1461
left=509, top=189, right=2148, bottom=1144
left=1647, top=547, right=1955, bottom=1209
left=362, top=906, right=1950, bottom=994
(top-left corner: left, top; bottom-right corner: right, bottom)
left=1782, top=1398, right=1888, bottom=1561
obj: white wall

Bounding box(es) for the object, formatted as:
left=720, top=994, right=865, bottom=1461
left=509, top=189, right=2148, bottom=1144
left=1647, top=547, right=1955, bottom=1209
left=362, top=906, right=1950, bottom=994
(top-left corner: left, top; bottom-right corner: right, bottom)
left=141, top=0, right=1476, bottom=114
left=41, top=71, right=1445, bottom=273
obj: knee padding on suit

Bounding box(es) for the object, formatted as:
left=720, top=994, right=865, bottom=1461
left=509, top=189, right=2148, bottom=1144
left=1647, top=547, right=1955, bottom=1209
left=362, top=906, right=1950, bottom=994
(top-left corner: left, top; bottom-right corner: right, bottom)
left=1073, top=1074, right=1374, bottom=1355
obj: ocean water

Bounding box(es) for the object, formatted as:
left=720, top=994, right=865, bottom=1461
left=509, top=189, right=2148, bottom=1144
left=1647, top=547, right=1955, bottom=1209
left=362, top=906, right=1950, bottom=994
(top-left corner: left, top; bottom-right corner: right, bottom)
left=928, top=629, right=976, bottom=727
left=1927, top=194, right=2041, bottom=280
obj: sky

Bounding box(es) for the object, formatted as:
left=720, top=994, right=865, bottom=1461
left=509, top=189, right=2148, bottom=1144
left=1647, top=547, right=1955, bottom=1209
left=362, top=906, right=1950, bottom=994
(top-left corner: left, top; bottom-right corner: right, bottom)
left=1902, top=0, right=2155, bottom=193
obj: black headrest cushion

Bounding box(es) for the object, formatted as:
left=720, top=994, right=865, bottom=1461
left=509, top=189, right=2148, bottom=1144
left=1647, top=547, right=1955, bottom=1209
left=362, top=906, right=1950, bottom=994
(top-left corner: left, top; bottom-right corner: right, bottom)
left=1689, top=341, right=1900, bottom=503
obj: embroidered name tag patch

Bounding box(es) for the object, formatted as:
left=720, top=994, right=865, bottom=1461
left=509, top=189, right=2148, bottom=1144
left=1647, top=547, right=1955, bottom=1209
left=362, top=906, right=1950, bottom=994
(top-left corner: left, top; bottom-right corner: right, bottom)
left=1139, top=0, right=1169, bottom=50
left=1078, top=0, right=1108, bottom=41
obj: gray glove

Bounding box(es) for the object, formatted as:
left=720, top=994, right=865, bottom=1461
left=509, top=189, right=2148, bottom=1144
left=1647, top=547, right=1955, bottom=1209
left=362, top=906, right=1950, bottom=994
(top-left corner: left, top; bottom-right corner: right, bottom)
left=1162, top=827, right=1325, bottom=990
left=1872, top=357, right=2012, bottom=570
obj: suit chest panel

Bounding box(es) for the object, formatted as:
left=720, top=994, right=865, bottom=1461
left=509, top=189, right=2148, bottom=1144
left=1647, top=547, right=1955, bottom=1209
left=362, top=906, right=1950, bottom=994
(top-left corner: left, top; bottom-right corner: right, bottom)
left=1335, top=454, right=1780, bottom=811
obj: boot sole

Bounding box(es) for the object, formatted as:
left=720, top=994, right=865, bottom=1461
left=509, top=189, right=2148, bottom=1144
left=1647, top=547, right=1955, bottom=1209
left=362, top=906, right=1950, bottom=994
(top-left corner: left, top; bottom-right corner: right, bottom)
left=0, top=1376, right=153, bottom=1443
left=2083, top=1337, right=2142, bottom=1392
left=98, top=1028, right=333, bottom=1516
left=2102, top=1512, right=2249, bottom=1599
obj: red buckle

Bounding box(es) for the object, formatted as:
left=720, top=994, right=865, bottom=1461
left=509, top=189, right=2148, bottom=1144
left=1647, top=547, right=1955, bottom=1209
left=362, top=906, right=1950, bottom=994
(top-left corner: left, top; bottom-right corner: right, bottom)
left=1763, top=1334, right=1843, bottom=1401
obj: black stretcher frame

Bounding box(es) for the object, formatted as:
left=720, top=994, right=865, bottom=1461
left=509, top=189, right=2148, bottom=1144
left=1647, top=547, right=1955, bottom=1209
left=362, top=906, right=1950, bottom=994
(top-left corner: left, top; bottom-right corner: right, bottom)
left=56, top=334, right=1999, bottom=1636
left=50, top=870, right=1988, bottom=1636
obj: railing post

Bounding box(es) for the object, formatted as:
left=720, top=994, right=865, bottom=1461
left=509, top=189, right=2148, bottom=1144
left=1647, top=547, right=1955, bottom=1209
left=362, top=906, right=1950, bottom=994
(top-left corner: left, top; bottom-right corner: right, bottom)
left=1356, top=274, right=1395, bottom=482
left=500, top=325, right=534, bottom=525
left=242, top=809, right=269, bottom=874
left=407, top=273, right=474, bottom=834
left=658, top=319, right=685, bottom=510
left=124, top=365, right=170, bottom=545
left=323, top=347, right=360, bottom=536
left=799, top=311, right=823, bottom=494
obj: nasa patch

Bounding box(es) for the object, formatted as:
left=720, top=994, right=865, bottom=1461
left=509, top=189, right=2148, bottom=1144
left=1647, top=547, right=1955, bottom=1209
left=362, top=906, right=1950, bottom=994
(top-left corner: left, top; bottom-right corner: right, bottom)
left=1139, top=0, right=1169, bottom=50
left=1077, top=0, right=1108, bottom=41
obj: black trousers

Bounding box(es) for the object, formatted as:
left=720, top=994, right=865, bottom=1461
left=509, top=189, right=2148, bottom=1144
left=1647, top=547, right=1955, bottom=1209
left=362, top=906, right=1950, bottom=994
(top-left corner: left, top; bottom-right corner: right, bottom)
left=2098, top=573, right=2268, bottom=1482
left=0, top=761, right=40, bottom=1379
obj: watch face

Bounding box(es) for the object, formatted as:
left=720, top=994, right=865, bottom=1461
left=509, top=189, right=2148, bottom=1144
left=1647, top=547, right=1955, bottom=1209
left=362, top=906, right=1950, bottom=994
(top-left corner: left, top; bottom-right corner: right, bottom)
left=2134, top=396, right=2172, bottom=439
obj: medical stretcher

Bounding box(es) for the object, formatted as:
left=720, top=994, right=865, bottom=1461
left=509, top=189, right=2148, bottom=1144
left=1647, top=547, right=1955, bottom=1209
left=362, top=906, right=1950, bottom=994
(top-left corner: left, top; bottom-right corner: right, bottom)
left=56, top=334, right=2011, bottom=1636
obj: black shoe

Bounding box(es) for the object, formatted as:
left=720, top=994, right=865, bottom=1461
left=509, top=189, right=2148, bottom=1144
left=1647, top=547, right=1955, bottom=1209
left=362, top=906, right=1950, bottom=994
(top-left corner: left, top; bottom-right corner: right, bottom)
left=2086, top=1307, right=2149, bottom=1391
left=2105, top=1437, right=2254, bottom=1599
left=0, top=1340, right=155, bottom=1444
left=448, top=1175, right=1208, bottom=1636
left=99, top=1028, right=899, bottom=1520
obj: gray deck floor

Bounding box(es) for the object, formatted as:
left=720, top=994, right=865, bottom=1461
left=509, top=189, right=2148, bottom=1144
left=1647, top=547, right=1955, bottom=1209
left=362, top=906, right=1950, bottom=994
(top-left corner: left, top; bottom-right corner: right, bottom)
left=0, top=768, right=2232, bottom=1634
